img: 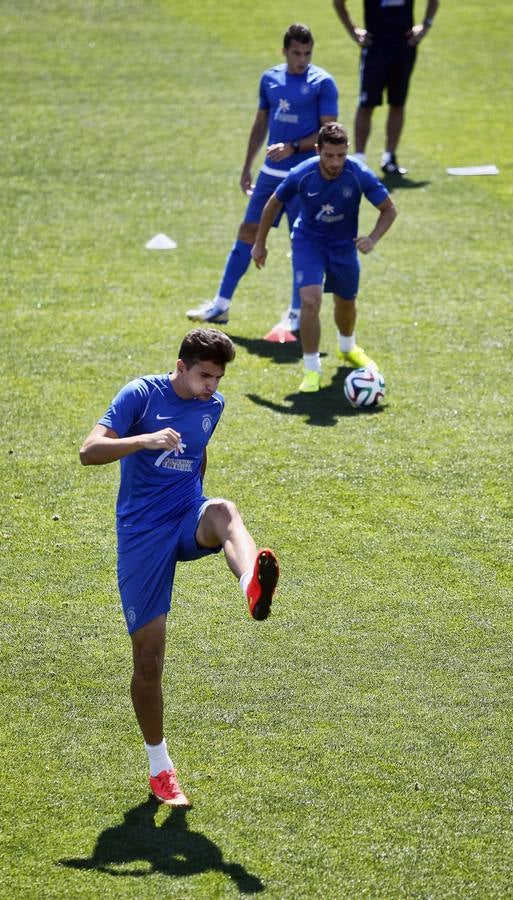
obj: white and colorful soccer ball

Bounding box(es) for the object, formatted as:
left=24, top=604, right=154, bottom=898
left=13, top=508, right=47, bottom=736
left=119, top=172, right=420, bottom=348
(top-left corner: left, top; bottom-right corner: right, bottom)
left=343, top=367, right=385, bottom=408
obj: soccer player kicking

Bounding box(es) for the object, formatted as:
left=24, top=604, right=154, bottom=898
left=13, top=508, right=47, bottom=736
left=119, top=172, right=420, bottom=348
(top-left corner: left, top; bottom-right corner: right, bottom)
left=186, top=23, right=338, bottom=341
left=251, top=122, right=397, bottom=392
left=80, top=329, right=279, bottom=807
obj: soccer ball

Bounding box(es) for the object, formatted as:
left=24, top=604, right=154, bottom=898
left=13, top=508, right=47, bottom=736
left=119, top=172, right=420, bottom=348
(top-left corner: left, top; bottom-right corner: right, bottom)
left=343, top=367, right=385, bottom=408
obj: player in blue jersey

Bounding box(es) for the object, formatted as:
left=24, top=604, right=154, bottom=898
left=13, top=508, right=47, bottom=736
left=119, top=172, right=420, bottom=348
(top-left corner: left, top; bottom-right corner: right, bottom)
left=251, top=122, right=397, bottom=392
left=79, top=329, right=279, bottom=807
left=186, top=23, right=338, bottom=340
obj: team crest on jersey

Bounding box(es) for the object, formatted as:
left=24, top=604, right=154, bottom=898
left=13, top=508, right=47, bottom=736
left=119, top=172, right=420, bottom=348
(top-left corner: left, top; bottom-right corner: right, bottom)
left=343, top=187, right=353, bottom=198
left=202, top=415, right=212, bottom=433
left=300, top=84, right=310, bottom=95
left=296, top=270, right=304, bottom=284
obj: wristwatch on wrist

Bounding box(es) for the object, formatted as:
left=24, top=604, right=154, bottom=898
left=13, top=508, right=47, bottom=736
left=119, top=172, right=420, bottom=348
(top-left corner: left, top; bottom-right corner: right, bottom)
left=423, top=16, right=433, bottom=27
left=292, top=141, right=300, bottom=153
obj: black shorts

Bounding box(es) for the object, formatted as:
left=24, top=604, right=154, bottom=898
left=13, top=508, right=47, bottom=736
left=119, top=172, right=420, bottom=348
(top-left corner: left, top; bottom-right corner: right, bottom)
left=358, top=43, right=417, bottom=108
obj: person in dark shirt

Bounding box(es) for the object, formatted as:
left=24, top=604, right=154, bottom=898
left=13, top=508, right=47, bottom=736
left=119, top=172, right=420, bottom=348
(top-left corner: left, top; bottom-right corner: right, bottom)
left=333, top=0, right=439, bottom=174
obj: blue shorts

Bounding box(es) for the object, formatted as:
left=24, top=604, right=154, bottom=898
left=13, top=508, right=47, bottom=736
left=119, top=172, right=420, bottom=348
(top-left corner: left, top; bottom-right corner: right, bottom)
left=117, top=498, right=222, bottom=634
left=244, top=169, right=301, bottom=232
left=292, top=233, right=360, bottom=300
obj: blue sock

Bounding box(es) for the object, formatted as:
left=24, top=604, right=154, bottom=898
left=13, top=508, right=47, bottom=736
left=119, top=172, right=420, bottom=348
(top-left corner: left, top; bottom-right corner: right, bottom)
left=290, top=278, right=301, bottom=313
left=218, top=240, right=252, bottom=300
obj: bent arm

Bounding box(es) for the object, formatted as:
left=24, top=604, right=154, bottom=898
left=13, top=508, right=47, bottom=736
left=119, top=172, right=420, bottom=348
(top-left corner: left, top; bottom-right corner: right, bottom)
left=421, top=0, right=439, bottom=26
left=251, top=193, right=284, bottom=268
left=355, top=196, right=397, bottom=254
left=409, top=0, right=439, bottom=43
left=240, top=108, right=269, bottom=194
left=267, top=115, right=337, bottom=163
left=79, top=423, right=182, bottom=466
left=333, top=0, right=370, bottom=46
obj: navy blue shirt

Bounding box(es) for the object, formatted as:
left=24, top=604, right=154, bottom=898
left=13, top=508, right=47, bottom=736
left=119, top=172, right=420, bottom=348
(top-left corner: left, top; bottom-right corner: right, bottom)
left=363, top=0, right=415, bottom=47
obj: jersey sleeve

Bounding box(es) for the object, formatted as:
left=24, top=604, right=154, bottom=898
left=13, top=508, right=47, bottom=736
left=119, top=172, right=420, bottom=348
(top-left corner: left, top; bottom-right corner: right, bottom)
left=98, top=378, right=150, bottom=438
left=362, top=169, right=390, bottom=207
left=318, top=75, right=339, bottom=119
left=258, top=73, right=270, bottom=111
left=275, top=168, right=300, bottom=205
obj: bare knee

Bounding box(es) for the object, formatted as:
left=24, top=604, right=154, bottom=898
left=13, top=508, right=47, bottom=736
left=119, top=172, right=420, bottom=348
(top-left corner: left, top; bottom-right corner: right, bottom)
left=237, top=222, right=258, bottom=244
left=197, top=498, right=241, bottom=547
left=205, top=498, right=240, bottom=529
left=132, top=639, right=165, bottom=683
left=301, top=291, right=322, bottom=314
left=356, top=106, right=373, bottom=122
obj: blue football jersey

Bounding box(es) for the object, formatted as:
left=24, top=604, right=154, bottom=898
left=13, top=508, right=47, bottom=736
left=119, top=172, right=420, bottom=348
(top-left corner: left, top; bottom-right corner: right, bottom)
left=258, top=63, right=338, bottom=173
left=276, top=156, right=389, bottom=248
left=98, top=375, right=224, bottom=531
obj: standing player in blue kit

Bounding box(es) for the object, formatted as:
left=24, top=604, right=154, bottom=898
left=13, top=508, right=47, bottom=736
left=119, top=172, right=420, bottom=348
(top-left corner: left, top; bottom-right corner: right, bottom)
left=251, top=122, right=397, bottom=391
left=80, top=329, right=279, bottom=808
left=186, top=23, right=338, bottom=340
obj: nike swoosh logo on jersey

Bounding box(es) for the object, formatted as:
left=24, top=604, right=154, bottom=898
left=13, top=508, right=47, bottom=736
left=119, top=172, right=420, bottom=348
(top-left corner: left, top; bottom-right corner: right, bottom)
left=307, top=192, right=319, bottom=197
left=156, top=414, right=174, bottom=420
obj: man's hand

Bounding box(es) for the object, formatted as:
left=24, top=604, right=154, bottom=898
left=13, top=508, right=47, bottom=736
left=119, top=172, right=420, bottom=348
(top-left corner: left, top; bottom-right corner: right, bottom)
left=251, top=242, right=268, bottom=269
left=266, top=142, right=294, bottom=163
left=240, top=168, right=254, bottom=196
left=79, top=423, right=184, bottom=466
left=141, top=428, right=182, bottom=451
left=353, top=27, right=372, bottom=46
left=407, top=24, right=428, bottom=46
left=354, top=235, right=375, bottom=255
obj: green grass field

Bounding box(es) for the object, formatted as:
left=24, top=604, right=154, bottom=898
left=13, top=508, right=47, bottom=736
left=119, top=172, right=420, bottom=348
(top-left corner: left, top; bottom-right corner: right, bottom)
left=1, top=1, right=512, bottom=896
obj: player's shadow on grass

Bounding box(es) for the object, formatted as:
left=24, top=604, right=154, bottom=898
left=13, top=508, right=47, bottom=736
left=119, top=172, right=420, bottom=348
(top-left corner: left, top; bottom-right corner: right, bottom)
left=381, top=172, right=431, bottom=192
left=228, top=332, right=303, bottom=364
left=58, top=797, right=263, bottom=893
left=247, top=366, right=384, bottom=426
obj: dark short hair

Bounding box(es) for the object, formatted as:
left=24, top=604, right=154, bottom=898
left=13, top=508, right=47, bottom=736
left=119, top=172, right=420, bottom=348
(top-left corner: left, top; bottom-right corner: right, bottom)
left=178, top=328, right=236, bottom=369
left=317, top=122, right=349, bottom=148
left=283, top=23, right=313, bottom=48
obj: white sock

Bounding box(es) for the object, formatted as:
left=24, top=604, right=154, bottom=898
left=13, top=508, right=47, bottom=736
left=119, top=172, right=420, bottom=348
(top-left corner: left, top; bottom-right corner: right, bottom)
left=145, top=738, right=174, bottom=777
left=239, top=570, right=252, bottom=598
left=381, top=151, right=392, bottom=166
left=303, top=352, right=321, bottom=373
left=213, top=295, right=231, bottom=311
left=338, top=332, right=356, bottom=353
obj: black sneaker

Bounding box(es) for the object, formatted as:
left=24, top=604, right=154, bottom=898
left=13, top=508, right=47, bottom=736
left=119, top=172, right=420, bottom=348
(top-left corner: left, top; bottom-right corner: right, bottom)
left=381, top=154, right=407, bottom=176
